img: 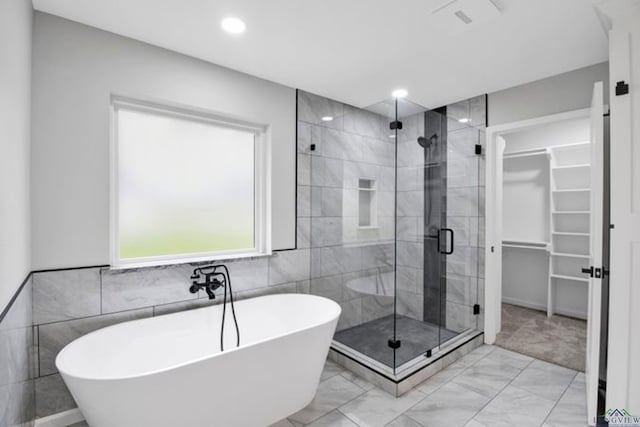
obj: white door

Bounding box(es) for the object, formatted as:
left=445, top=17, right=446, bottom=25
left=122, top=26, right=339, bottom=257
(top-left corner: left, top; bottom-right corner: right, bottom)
left=585, top=81, right=604, bottom=426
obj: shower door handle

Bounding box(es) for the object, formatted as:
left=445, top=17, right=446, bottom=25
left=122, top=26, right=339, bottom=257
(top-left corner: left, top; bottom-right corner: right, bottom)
left=438, top=228, right=454, bottom=255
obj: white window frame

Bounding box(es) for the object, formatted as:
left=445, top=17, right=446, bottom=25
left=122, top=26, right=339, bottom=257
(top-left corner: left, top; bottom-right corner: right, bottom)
left=110, top=96, right=271, bottom=269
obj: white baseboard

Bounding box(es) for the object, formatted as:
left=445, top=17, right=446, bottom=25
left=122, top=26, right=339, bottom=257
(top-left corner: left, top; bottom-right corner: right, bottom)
left=501, top=297, right=587, bottom=320
left=34, top=408, right=84, bottom=427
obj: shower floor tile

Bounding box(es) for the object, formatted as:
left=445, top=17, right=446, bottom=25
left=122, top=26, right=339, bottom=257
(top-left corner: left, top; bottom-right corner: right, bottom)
left=333, top=315, right=458, bottom=368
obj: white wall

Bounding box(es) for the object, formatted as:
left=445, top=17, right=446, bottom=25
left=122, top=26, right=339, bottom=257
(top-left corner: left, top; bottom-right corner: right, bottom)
left=489, top=62, right=609, bottom=126
left=503, top=118, right=590, bottom=152
left=603, top=0, right=640, bottom=414
left=0, top=0, right=32, bottom=312
left=31, top=12, right=296, bottom=269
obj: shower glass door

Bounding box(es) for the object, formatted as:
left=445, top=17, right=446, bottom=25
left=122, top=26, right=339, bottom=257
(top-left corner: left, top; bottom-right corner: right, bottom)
left=393, top=96, right=483, bottom=372
left=300, top=89, right=485, bottom=376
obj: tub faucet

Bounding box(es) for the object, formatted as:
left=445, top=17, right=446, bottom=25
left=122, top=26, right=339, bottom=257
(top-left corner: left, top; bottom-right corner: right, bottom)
left=190, top=265, right=227, bottom=300
left=189, top=264, right=240, bottom=351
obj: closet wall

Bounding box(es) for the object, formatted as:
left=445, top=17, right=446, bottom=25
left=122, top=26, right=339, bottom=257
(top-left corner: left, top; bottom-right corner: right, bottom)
left=501, top=118, right=590, bottom=319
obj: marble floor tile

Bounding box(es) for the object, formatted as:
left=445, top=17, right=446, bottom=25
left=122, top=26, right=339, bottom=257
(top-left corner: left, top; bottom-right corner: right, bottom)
left=309, top=410, right=359, bottom=427
left=289, top=375, right=364, bottom=425
left=386, top=414, right=423, bottom=427
left=451, top=356, right=522, bottom=398
left=321, top=360, right=345, bottom=381
left=473, top=385, right=556, bottom=427
left=510, top=359, right=577, bottom=401
left=270, top=419, right=301, bottom=427
left=406, top=381, right=490, bottom=427
left=543, top=375, right=588, bottom=427
left=340, top=388, right=425, bottom=427
left=481, top=347, right=533, bottom=370
left=339, top=371, right=375, bottom=392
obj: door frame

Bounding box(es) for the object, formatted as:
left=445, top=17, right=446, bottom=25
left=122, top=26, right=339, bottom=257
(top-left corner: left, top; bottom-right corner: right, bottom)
left=484, top=108, right=591, bottom=344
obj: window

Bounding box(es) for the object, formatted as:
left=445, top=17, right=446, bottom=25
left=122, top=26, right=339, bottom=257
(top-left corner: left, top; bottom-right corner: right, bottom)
left=111, top=98, right=270, bottom=267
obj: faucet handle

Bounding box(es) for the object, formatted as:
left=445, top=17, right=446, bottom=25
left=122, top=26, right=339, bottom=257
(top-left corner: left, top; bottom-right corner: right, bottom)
left=189, top=284, right=199, bottom=294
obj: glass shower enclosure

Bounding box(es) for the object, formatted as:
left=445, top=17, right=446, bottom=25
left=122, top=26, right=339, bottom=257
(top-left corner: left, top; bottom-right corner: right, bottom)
left=300, top=90, right=485, bottom=377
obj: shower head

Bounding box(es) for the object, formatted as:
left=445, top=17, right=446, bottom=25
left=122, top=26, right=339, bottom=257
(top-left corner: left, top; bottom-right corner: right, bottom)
left=417, top=134, right=438, bottom=148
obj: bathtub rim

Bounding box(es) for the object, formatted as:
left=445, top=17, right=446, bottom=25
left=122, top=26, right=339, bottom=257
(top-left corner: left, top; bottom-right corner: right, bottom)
left=55, top=293, right=341, bottom=382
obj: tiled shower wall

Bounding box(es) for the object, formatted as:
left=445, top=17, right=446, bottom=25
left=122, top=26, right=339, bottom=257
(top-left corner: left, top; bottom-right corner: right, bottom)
left=298, top=90, right=397, bottom=331
left=299, top=89, right=486, bottom=336
left=0, top=278, right=35, bottom=427
left=394, top=110, right=428, bottom=322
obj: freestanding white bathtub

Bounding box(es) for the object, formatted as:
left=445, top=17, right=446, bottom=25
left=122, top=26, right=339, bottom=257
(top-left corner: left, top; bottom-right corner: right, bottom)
left=56, top=294, right=341, bottom=427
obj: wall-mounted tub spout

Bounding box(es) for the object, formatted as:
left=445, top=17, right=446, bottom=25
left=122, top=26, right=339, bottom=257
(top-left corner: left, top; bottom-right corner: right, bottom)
left=189, top=264, right=240, bottom=351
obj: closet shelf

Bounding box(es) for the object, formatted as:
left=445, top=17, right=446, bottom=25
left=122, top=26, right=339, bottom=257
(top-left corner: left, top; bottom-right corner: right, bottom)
left=503, top=244, right=549, bottom=251
left=552, top=232, right=590, bottom=236
left=502, top=239, right=549, bottom=251
left=552, top=164, right=591, bottom=170
left=552, top=188, right=591, bottom=193
left=504, top=148, right=549, bottom=159
left=551, top=252, right=590, bottom=259
left=550, top=274, right=590, bottom=283
left=552, top=210, right=590, bottom=214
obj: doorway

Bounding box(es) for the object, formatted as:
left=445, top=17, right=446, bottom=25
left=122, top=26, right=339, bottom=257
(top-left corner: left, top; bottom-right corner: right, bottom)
left=484, top=82, right=608, bottom=425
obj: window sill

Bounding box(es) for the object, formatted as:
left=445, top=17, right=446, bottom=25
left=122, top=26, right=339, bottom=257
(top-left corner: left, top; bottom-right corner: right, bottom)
left=110, top=250, right=273, bottom=271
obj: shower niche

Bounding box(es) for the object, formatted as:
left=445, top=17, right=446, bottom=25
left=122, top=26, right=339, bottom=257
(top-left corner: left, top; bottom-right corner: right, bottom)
left=358, top=178, right=377, bottom=228
left=297, top=90, right=486, bottom=394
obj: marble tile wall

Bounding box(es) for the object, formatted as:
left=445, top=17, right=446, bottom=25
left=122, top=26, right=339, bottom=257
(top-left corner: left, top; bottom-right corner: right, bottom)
left=298, top=90, right=397, bottom=332
left=395, top=111, right=427, bottom=323
left=30, top=252, right=310, bottom=418
left=0, top=277, right=36, bottom=427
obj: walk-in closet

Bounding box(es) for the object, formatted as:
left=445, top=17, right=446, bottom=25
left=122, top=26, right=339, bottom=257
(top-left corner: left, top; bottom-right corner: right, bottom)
left=497, top=117, right=591, bottom=371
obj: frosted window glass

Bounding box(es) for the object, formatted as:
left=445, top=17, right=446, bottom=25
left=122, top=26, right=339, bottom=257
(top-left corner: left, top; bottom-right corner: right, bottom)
left=117, top=108, right=255, bottom=259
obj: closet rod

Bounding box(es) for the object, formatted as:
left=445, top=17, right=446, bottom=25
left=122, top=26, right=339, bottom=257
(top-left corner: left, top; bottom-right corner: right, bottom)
left=503, top=148, right=549, bottom=159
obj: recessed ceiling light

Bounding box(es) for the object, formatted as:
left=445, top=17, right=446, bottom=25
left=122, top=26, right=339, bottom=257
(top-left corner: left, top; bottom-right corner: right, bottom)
left=221, top=17, right=246, bottom=34
left=458, top=117, right=471, bottom=123
left=321, top=116, right=334, bottom=122
left=391, top=89, right=408, bottom=99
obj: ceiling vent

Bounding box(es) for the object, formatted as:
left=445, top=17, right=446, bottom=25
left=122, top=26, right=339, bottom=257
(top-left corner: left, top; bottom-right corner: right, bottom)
left=432, top=0, right=502, bottom=34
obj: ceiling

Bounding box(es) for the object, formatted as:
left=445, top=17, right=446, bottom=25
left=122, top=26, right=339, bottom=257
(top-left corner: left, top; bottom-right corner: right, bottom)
left=32, top=0, right=609, bottom=109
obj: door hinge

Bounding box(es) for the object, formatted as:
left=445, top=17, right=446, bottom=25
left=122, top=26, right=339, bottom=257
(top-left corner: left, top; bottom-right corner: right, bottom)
left=475, top=144, right=482, bottom=155
left=389, top=120, right=403, bottom=130
left=473, top=304, right=480, bottom=315
left=388, top=338, right=401, bottom=349
left=616, top=81, right=629, bottom=96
